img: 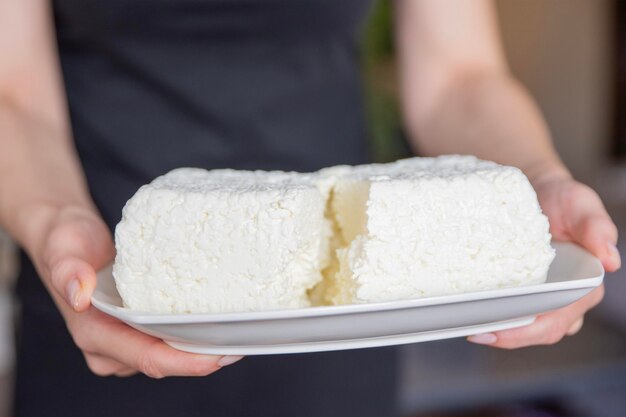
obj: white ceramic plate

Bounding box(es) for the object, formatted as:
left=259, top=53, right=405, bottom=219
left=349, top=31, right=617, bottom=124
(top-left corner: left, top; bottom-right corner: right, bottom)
left=92, top=242, right=603, bottom=355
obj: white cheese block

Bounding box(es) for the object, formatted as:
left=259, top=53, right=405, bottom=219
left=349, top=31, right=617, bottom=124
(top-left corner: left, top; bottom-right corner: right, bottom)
left=113, top=168, right=330, bottom=313
left=316, top=155, right=555, bottom=305
left=113, top=155, right=555, bottom=313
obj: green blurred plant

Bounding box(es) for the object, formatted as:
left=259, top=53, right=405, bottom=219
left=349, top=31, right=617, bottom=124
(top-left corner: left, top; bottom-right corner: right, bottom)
left=362, top=0, right=411, bottom=162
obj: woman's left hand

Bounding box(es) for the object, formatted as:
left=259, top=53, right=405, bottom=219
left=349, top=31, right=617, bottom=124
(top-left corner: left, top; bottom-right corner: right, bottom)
left=468, top=176, right=621, bottom=348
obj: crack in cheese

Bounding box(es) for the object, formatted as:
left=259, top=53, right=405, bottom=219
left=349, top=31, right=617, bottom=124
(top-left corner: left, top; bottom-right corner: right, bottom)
left=313, top=155, right=555, bottom=304
left=113, top=155, right=555, bottom=313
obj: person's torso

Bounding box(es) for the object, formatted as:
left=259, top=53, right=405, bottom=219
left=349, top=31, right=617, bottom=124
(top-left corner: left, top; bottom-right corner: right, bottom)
left=16, top=6, right=398, bottom=417
left=53, top=0, right=373, bottom=228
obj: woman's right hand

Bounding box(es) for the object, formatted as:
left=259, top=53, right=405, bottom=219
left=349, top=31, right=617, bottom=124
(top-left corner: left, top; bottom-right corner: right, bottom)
left=32, top=205, right=243, bottom=377
left=1, top=0, right=241, bottom=380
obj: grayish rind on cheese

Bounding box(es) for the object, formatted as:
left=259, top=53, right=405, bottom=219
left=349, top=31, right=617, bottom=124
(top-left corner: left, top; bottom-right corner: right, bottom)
left=113, top=168, right=330, bottom=313
left=113, top=155, right=555, bottom=313
left=316, top=155, right=555, bottom=304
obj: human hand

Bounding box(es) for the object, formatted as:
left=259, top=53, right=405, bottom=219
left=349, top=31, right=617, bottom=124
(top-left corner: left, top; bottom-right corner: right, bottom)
left=468, top=176, right=621, bottom=348
left=32, top=205, right=242, bottom=377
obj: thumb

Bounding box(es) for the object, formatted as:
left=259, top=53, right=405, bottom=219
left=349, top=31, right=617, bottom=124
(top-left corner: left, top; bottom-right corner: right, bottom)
left=49, top=255, right=99, bottom=312
left=42, top=209, right=114, bottom=312
left=564, top=186, right=620, bottom=272
left=570, top=214, right=621, bottom=272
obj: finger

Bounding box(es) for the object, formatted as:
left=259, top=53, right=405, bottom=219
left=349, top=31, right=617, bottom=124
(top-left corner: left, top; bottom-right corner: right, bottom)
left=131, top=340, right=244, bottom=378
left=130, top=340, right=243, bottom=379
left=492, top=286, right=603, bottom=348
left=605, top=243, right=621, bottom=273
left=115, top=369, right=139, bottom=377
left=566, top=317, right=584, bottom=336
left=85, top=312, right=243, bottom=378
left=42, top=212, right=114, bottom=312
left=42, top=208, right=114, bottom=271
left=49, top=255, right=98, bottom=312
left=468, top=286, right=603, bottom=349
left=571, top=215, right=620, bottom=272
left=84, top=353, right=131, bottom=377
left=564, top=189, right=620, bottom=271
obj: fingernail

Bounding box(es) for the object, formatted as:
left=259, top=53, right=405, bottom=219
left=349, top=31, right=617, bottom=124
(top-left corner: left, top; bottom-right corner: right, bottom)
left=607, top=243, right=621, bottom=269
left=468, top=333, right=497, bottom=345
left=66, top=279, right=82, bottom=310
left=218, top=355, right=244, bottom=367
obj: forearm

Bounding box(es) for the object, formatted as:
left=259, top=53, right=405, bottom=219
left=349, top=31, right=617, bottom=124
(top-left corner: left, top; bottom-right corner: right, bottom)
left=0, top=98, right=94, bottom=256
left=404, top=71, right=571, bottom=185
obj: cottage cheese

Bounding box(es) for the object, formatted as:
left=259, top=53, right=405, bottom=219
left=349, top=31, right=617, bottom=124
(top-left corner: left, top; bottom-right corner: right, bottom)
left=113, top=168, right=330, bottom=313
left=315, top=155, right=555, bottom=304
left=113, top=156, right=555, bottom=313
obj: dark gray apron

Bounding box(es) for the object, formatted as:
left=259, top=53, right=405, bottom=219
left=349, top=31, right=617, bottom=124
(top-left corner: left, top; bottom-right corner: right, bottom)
left=15, top=1, right=397, bottom=415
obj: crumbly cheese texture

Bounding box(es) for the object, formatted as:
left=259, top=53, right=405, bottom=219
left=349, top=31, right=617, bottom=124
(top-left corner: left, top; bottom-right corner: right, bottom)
left=113, top=168, right=330, bottom=313
left=113, top=155, right=555, bottom=313
left=316, top=155, right=555, bottom=304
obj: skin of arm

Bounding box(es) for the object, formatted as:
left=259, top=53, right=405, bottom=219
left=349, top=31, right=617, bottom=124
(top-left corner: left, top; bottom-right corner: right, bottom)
left=0, top=1, right=240, bottom=377
left=396, top=0, right=620, bottom=348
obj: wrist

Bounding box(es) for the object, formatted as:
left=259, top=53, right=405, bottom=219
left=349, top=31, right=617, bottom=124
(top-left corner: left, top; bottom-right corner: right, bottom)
left=523, top=159, right=572, bottom=189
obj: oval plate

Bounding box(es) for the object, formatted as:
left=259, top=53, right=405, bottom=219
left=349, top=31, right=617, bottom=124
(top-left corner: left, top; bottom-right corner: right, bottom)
left=92, top=242, right=604, bottom=355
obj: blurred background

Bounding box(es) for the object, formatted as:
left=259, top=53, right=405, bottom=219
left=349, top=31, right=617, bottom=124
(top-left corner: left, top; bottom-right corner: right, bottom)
left=1, top=0, right=625, bottom=416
